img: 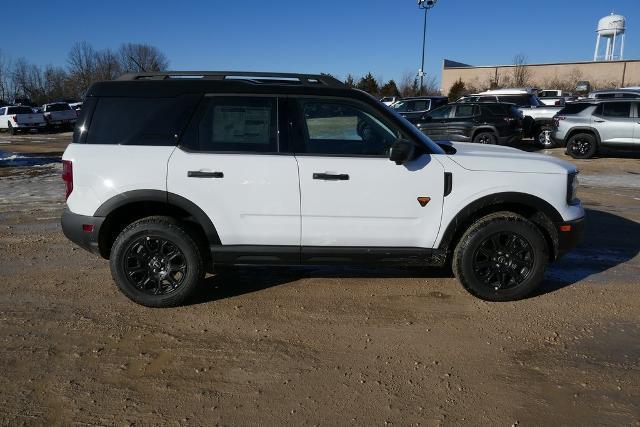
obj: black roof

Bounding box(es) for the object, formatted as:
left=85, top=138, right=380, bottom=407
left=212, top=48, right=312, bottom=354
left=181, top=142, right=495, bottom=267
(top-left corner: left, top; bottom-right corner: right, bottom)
left=87, top=71, right=366, bottom=99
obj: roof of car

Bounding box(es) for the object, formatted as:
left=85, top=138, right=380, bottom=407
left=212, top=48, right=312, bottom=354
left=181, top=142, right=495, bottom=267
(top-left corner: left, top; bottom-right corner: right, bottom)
left=478, top=88, right=537, bottom=95
left=399, top=96, right=448, bottom=100
left=87, top=71, right=370, bottom=99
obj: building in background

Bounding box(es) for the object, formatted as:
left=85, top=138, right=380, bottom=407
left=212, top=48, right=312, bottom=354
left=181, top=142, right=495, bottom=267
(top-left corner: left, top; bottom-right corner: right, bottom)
left=441, top=13, right=637, bottom=95
left=441, top=58, right=640, bottom=95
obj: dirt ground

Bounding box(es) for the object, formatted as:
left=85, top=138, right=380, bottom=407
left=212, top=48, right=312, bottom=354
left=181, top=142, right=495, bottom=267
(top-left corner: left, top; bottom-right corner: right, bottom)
left=1, top=132, right=639, bottom=426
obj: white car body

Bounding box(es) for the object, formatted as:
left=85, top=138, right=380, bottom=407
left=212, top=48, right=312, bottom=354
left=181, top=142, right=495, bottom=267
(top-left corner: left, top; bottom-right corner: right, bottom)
left=0, top=106, right=47, bottom=131
left=42, top=102, right=77, bottom=126
left=62, top=141, right=583, bottom=249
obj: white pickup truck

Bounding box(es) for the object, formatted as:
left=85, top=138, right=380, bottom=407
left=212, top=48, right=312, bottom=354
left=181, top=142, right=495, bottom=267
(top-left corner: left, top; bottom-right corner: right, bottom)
left=42, top=102, right=77, bottom=129
left=0, top=105, right=47, bottom=134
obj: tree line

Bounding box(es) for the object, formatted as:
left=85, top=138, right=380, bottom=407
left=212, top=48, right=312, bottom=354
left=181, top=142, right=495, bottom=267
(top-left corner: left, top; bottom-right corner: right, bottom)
left=0, top=42, right=442, bottom=106
left=0, top=42, right=168, bottom=106
left=341, top=70, right=440, bottom=98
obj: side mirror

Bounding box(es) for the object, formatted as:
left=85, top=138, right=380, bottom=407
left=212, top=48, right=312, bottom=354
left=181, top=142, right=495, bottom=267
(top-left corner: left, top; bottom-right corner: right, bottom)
left=389, top=139, right=416, bottom=165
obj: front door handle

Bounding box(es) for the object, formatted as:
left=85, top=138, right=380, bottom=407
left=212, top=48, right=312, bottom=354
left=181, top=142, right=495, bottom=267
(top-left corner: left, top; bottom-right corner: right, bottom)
left=188, top=171, right=224, bottom=178
left=594, top=119, right=605, bottom=123
left=313, top=173, right=349, bottom=181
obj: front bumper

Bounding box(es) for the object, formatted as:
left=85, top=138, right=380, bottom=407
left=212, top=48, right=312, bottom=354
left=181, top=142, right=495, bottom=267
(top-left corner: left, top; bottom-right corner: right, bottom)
left=61, top=208, right=105, bottom=257
left=555, top=216, right=585, bottom=258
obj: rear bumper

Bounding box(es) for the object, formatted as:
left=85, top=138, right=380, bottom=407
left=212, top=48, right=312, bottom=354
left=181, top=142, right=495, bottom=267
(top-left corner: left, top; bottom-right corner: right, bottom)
left=556, top=216, right=585, bottom=259
left=61, top=208, right=104, bottom=257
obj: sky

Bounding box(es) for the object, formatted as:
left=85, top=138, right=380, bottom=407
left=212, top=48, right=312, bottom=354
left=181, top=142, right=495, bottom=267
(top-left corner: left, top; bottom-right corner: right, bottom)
left=4, top=0, right=639, bottom=86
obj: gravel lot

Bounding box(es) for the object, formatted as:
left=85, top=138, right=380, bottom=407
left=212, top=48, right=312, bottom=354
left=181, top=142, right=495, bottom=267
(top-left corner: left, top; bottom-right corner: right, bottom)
left=1, top=132, right=639, bottom=425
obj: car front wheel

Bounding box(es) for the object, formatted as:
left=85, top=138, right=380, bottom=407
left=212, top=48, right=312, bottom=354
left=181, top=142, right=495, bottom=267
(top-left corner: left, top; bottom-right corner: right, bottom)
left=110, top=216, right=205, bottom=307
left=452, top=212, right=548, bottom=301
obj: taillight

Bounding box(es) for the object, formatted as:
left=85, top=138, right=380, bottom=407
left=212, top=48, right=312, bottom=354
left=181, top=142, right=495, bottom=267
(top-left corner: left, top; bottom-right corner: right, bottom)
left=553, top=116, right=566, bottom=128
left=62, top=160, right=73, bottom=200
left=12, top=115, right=18, bottom=123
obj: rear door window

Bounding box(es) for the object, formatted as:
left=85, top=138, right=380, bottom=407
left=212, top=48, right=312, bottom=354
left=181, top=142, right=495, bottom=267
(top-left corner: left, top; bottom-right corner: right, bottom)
left=453, top=105, right=475, bottom=118
left=8, top=107, right=35, bottom=114
left=600, top=102, right=631, bottom=118
left=183, top=96, right=278, bottom=152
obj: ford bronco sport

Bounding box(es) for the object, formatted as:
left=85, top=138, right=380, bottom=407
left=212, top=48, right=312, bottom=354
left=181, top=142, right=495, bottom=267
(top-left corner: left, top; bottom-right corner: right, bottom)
left=61, top=71, right=584, bottom=307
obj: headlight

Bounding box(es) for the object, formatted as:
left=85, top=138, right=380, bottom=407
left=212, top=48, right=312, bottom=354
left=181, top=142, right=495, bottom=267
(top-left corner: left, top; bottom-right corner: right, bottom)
left=567, top=172, right=579, bottom=205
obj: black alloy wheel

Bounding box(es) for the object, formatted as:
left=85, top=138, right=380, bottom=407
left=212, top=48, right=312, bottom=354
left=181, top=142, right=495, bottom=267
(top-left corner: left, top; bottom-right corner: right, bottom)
left=471, top=231, right=534, bottom=291
left=122, top=236, right=187, bottom=296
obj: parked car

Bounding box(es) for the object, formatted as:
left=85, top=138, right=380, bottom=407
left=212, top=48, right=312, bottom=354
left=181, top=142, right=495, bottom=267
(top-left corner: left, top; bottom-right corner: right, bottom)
left=0, top=105, right=47, bottom=134
left=391, top=96, right=448, bottom=123
left=61, top=71, right=584, bottom=307
left=538, top=89, right=574, bottom=106
left=42, top=102, right=77, bottom=129
left=459, top=88, right=562, bottom=148
left=415, top=102, right=523, bottom=145
left=552, top=99, right=639, bottom=158
left=587, top=89, right=640, bottom=100
left=380, top=96, right=400, bottom=106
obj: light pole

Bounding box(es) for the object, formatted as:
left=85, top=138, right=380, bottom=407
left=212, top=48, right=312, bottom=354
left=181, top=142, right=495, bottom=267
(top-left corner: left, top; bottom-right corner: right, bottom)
left=417, top=0, right=438, bottom=95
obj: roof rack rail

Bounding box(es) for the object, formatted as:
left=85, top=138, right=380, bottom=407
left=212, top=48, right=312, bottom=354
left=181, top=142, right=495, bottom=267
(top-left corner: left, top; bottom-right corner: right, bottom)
left=116, top=71, right=346, bottom=88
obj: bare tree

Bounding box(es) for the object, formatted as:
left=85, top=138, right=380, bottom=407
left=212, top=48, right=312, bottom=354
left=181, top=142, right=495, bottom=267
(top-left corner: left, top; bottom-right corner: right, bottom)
left=118, top=43, right=168, bottom=72
left=512, top=54, right=530, bottom=87
left=95, top=49, right=122, bottom=81
left=0, top=50, right=14, bottom=102
left=398, top=70, right=416, bottom=97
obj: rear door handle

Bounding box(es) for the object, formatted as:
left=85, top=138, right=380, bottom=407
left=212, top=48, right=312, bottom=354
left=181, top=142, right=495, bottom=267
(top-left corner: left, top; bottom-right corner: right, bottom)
left=188, top=171, right=224, bottom=178
left=313, top=173, right=349, bottom=181
left=594, top=119, right=605, bottom=123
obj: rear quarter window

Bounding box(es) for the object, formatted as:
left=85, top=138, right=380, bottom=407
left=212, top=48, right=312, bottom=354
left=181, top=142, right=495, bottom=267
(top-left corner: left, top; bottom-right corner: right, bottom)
left=558, top=103, right=592, bottom=115
left=84, top=95, right=200, bottom=145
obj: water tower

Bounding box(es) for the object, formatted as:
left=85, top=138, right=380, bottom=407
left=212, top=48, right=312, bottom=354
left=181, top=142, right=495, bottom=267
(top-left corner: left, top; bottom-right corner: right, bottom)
left=594, top=13, right=626, bottom=61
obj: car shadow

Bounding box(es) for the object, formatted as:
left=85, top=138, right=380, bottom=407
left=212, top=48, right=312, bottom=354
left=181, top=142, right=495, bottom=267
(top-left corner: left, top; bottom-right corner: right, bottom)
left=535, top=208, right=640, bottom=297
left=186, top=208, right=639, bottom=305
left=187, top=265, right=452, bottom=306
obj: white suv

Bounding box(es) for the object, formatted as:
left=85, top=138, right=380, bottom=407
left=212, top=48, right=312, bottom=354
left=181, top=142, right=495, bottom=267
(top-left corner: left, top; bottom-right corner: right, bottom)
left=61, top=72, right=585, bottom=307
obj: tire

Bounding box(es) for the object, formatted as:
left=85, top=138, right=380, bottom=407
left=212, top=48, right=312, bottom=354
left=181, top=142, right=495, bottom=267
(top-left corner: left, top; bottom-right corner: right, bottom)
left=473, top=131, right=497, bottom=144
left=452, top=212, right=548, bottom=302
left=109, top=216, right=205, bottom=307
left=534, top=124, right=556, bottom=148
left=566, top=133, right=597, bottom=159
left=8, top=123, right=15, bottom=135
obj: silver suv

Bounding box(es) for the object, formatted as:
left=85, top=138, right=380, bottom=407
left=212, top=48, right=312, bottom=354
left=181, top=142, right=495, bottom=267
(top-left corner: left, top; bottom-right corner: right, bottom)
left=552, top=99, right=640, bottom=159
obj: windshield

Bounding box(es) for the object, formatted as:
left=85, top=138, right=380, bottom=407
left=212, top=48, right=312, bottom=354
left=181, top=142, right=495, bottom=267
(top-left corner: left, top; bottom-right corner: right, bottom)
left=47, top=103, right=71, bottom=112
left=386, top=107, right=445, bottom=155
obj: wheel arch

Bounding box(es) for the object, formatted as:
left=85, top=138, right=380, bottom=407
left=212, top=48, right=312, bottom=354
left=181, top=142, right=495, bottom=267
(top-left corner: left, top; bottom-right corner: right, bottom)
left=94, top=190, right=220, bottom=259
left=438, top=192, right=562, bottom=261
left=566, top=126, right=601, bottom=144
left=471, top=126, right=498, bottom=141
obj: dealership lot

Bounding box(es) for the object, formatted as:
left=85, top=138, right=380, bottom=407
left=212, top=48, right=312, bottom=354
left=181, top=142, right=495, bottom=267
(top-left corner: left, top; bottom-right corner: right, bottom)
left=0, top=133, right=639, bottom=425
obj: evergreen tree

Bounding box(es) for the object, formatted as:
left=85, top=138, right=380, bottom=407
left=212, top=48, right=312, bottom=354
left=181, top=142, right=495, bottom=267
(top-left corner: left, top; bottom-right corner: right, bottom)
left=356, top=73, right=379, bottom=95
left=448, top=78, right=467, bottom=101
left=380, top=80, right=400, bottom=97
left=344, top=74, right=356, bottom=88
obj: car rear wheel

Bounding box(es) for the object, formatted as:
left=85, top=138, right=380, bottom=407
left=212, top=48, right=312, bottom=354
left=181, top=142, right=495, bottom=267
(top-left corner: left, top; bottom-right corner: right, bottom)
left=566, top=133, right=597, bottom=159
left=110, top=216, right=205, bottom=307
left=473, top=131, right=497, bottom=144
left=8, top=123, right=15, bottom=135
left=452, top=212, right=548, bottom=301
left=534, top=125, right=556, bottom=148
